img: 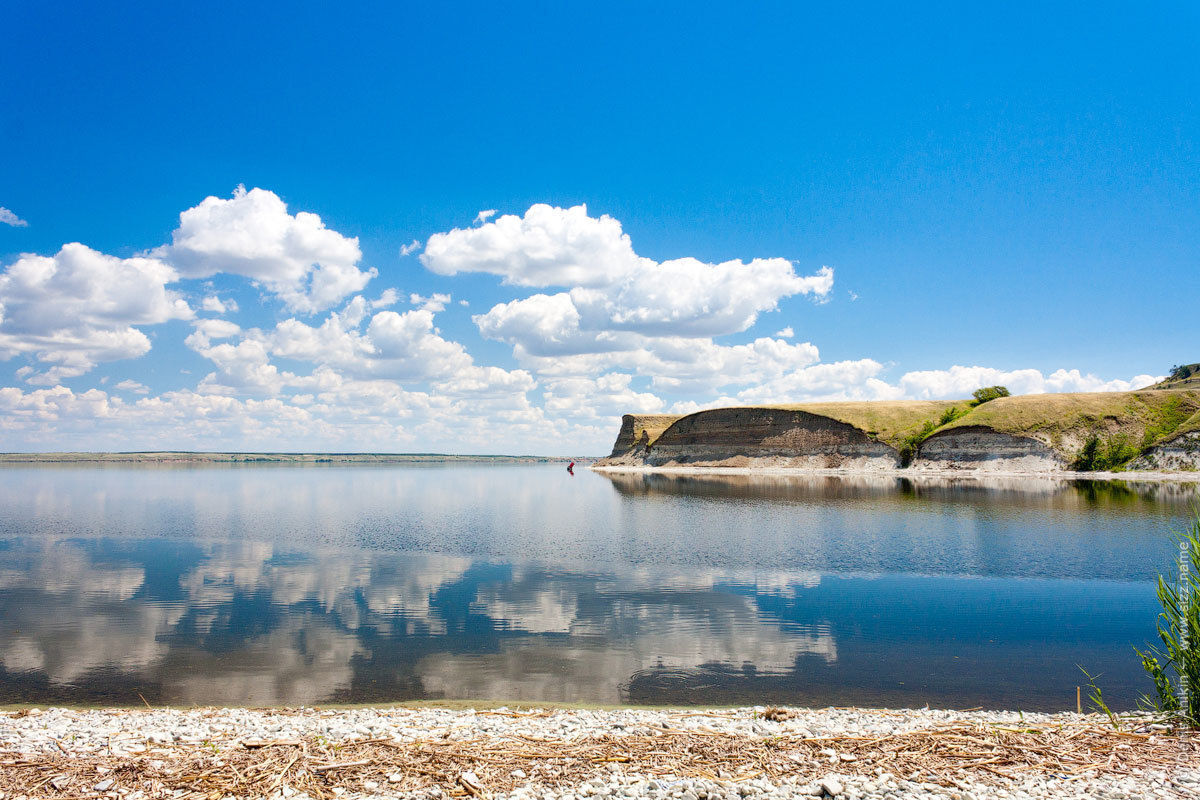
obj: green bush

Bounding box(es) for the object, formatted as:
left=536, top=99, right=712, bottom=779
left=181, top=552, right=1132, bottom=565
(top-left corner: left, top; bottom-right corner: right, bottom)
left=971, top=385, right=1011, bottom=405
left=1169, top=364, right=1196, bottom=382
left=1072, top=433, right=1141, bottom=471
left=898, top=406, right=968, bottom=466
left=1142, top=395, right=1192, bottom=448
left=938, top=405, right=968, bottom=426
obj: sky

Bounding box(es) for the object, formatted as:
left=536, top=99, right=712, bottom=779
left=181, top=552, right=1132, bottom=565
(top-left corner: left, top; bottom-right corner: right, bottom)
left=1, top=2, right=1197, bottom=455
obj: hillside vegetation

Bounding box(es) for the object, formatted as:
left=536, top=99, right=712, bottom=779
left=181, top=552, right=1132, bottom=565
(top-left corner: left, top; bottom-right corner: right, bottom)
left=1145, top=363, right=1200, bottom=390
left=938, top=390, right=1200, bottom=449
left=768, top=401, right=963, bottom=450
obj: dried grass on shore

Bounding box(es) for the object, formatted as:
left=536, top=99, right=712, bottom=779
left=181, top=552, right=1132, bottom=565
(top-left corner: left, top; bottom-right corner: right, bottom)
left=2, top=716, right=1196, bottom=799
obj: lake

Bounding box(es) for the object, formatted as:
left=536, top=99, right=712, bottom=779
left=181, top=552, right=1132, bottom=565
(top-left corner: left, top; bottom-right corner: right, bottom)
left=0, top=463, right=1195, bottom=710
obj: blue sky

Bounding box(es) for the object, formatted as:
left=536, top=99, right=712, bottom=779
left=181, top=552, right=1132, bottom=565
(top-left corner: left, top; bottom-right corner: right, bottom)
left=1, top=2, right=1197, bottom=454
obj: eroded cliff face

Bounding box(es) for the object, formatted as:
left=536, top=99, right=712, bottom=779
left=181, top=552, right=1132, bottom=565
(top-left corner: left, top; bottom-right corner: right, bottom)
left=911, top=426, right=1066, bottom=472
left=597, top=391, right=1200, bottom=474
left=607, top=414, right=682, bottom=457
left=598, top=408, right=900, bottom=469
left=1129, top=431, right=1200, bottom=472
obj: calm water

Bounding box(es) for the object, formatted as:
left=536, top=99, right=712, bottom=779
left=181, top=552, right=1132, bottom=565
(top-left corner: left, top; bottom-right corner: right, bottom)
left=0, top=463, right=1196, bottom=710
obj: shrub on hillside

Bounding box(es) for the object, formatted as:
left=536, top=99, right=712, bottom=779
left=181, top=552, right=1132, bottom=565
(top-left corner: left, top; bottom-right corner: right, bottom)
left=1072, top=433, right=1141, bottom=472
left=1169, top=364, right=1197, bottom=382
left=971, top=385, right=1011, bottom=405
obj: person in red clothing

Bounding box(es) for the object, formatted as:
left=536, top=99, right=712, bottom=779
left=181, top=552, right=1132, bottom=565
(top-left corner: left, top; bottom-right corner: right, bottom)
left=567, top=461, right=575, bottom=474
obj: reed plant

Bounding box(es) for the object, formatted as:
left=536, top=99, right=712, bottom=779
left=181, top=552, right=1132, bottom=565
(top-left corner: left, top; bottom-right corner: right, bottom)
left=1134, top=508, right=1200, bottom=727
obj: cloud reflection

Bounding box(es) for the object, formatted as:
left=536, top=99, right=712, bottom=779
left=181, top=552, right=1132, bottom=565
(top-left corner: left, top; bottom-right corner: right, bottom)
left=0, top=539, right=828, bottom=705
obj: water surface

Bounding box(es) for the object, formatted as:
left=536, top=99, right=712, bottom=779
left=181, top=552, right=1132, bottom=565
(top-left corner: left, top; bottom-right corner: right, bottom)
left=0, top=463, right=1195, bottom=709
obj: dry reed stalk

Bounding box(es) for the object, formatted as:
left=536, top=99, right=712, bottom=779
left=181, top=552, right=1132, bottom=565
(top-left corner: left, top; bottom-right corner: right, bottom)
left=0, top=723, right=1194, bottom=799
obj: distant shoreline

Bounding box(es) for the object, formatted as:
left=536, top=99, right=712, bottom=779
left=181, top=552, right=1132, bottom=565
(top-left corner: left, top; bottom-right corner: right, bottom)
left=592, top=463, right=1200, bottom=483
left=0, top=452, right=590, bottom=464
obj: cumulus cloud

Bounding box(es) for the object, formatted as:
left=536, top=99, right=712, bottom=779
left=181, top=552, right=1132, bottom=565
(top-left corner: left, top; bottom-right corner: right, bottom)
left=425, top=206, right=831, bottom=337
left=542, top=373, right=664, bottom=422
left=410, top=292, right=451, bottom=313
left=200, top=295, right=238, bottom=314
left=570, top=261, right=831, bottom=337
left=734, top=359, right=904, bottom=404
left=265, top=304, right=472, bottom=383
left=775, top=327, right=794, bottom=338
left=423, top=204, right=643, bottom=288
left=399, top=239, right=421, bottom=257
left=114, top=379, right=150, bottom=394
left=159, top=186, right=375, bottom=313
left=483, top=325, right=823, bottom=396
left=371, top=288, right=400, bottom=308
left=424, top=204, right=833, bottom=395
left=0, top=207, right=28, bottom=227
left=0, top=243, right=193, bottom=383
left=898, top=365, right=1162, bottom=400
left=473, top=209, right=497, bottom=225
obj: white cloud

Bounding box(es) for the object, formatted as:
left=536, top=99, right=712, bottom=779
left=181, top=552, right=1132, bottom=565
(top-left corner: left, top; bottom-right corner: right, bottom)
left=371, top=288, right=400, bottom=308
left=473, top=209, right=497, bottom=225
left=429, top=205, right=833, bottom=391
left=190, top=318, right=242, bottom=341
left=0, top=207, right=28, bottom=227
left=542, top=373, right=664, bottom=422
left=114, top=379, right=150, bottom=394
left=422, top=204, right=644, bottom=288
left=475, top=292, right=637, bottom=357
left=734, top=359, right=904, bottom=404
left=569, top=261, right=831, bottom=337
left=0, top=243, right=193, bottom=383
left=897, top=365, right=1163, bottom=400
left=775, top=327, right=794, bottom=338
left=159, top=186, right=375, bottom=313
left=181, top=296, right=534, bottom=404
left=399, top=239, right=421, bottom=257
left=410, top=292, right=451, bottom=313
left=200, top=295, right=238, bottom=314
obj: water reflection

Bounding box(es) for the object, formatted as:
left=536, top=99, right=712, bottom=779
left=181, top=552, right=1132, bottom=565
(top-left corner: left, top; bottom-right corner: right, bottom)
left=0, top=465, right=1195, bottom=709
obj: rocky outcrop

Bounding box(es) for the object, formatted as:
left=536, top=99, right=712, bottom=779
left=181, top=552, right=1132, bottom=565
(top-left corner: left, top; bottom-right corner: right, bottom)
left=1129, top=431, right=1200, bottom=472
left=607, top=415, right=682, bottom=457
left=598, top=407, right=900, bottom=469
left=911, top=426, right=1067, bottom=472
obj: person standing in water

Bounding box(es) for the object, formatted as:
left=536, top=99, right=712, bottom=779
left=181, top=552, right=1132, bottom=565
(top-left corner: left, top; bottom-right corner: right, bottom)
left=567, top=461, right=575, bottom=474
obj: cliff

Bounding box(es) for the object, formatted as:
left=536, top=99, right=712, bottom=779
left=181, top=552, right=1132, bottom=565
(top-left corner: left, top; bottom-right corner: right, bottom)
left=597, top=389, right=1200, bottom=474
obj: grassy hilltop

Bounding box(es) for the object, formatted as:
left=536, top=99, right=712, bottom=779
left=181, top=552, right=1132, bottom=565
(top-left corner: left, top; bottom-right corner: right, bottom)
left=1147, top=362, right=1200, bottom=390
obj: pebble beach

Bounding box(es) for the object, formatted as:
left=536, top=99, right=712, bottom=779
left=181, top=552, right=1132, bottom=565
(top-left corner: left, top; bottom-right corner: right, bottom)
left=2, top=706, right=1196, bottom=800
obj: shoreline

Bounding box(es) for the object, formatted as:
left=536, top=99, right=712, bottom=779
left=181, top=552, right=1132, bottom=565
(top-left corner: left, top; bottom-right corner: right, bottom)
left=1, top=705, right=1194, bottom=799
left=592, top=464, right=1200, bottom=484
left=0, top=453, right=589, bottom=465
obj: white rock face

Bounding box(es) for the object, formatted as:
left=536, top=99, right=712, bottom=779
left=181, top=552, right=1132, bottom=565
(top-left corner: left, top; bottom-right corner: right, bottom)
left=913, top=427, right=1067, bottom=472
left=1130, top=431, right=1200, bottom=472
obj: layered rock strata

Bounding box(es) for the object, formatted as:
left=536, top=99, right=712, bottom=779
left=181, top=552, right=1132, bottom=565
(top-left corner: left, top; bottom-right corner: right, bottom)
left=910, top=426, right=1067, bottom=472
left=1130, top=431, right=1200, bottom=472
left=599, top=408, right=900, bottom=469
